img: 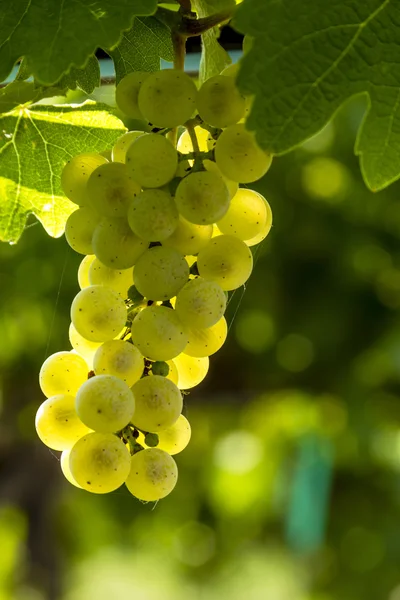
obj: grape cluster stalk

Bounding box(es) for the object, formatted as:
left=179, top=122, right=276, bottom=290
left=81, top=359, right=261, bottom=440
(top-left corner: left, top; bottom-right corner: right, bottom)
left=35, top=63, right=273, bottom=502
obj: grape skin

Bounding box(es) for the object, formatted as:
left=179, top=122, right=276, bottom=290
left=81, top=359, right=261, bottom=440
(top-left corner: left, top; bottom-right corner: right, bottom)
left=69, top=432, right=131, bottom=494
left=39, top=351, right=89, bottom=398
left=175, top=276, right=226, bottom=329
left=61, top=153, right=108, bottom=206
left=173, top=354, right=209, bottom=390
left=127, top=189, right=178, bottom=242
left=115, top=71, right=150, bottom=119
left=87, top=162, right=141, bottom=218
left=92, top=217, right=148, bottom=269
left=125, top=133, right=178, bottom=188
left=35, top=394, right=91, bottom=451
left=203, top=159, right=238, bottom=201
left=244, top=194, right=273, bottom=247
left=112, top=130, right=146, bottom=163
left=88, top=258, right=133, bottom=298
left=60, top=448, right=82, bottom=488
left=215, top=123, right=272, bottom=183
left=69, top=323, right=102, bottom=369
left=197, top=235, right=253, bottom=291
left=125, top=448, right=178, bottom=501
left=184, top=316, right=228, bottom=358
left=196, top=74, right=246, bottom=128
left=71, top=285, right=127, bottom=343
left=77, top=254, right=95, bottom=289
left=93, top=340, right=144, bottom=386
left=217, top=188, right=269, bottom=241
left=131, top=375, right=182, bottom=432
left=174, top=171, right=230, bottom=225
left=177, top=126, right=209, bottom=154
left=65, top=207, right=100, bottom=255
left=75, top=374, right=135, bottom=433
left=133, top=246, right=189, bottom=301
left=141, top=414, right=191, bottom=455
left=138, top=69, right=197, bottom=128
left=162, top=216, right=213, bottom=256
left=131, top=305, right=188, bottom=361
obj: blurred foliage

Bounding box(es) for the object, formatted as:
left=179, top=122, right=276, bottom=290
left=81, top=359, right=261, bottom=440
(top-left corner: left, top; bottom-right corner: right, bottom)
left=1, top=90, right=400, bottom=600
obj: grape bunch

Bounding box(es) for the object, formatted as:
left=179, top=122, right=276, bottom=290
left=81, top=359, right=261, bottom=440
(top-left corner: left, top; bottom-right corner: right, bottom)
left=35, top=66, right=273, bottom=502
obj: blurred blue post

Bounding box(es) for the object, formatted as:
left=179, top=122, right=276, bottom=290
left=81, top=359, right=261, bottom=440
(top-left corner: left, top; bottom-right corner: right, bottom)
left=285, top=434, right=334, bottom=554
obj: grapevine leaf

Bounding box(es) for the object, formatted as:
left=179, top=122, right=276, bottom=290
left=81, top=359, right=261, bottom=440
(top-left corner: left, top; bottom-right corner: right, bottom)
left=192, top=0, right=234, bottom=84
left=57, top=56, right=101, bottom=95
left=0, top=0, right=157, bottom=86
left=109, top=16, right=174, bottom=84
left=234, top=0, right=400, bottom=192
left=0, top=101, right=126, bottom=244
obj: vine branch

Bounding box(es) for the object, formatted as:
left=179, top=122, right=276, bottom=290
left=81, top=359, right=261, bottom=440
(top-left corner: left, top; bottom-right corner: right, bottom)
left=156, top=7, right=235, bottom=38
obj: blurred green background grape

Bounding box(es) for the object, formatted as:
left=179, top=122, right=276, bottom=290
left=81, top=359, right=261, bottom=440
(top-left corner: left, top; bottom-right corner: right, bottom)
left=1, top=89, right=400, bottom=600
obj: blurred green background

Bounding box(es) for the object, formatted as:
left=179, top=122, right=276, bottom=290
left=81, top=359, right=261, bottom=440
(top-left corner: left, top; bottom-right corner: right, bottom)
left=1, top=89, right=400, bottom=600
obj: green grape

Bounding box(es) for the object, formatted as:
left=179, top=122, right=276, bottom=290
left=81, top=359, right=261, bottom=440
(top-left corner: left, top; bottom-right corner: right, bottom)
left=64, top=206, right=100, bottom=255
left=125, top=448, right=178, bottom=501
left=220, top=63, right=239, bottom=77
left=69, top=432, right=131, bottom=494
left=60, top=448, right=82, bottom=488
left=138, top=69, right=197, bottom=128
left=203, top=159, right=238, bottom=201
left=133, top=246, right=189, bottom=301
left=115, top=71, right=150, bottom=119
left=93, top=340, right=144, bottom=386
left=215, top=123, right=272, bottom=183
left=78, top=254, right=95, bottom=289
left=39, top=351, right=89, bottom=398
left=112, top=130, right=146, bottom=163
left=92, top=217, right=148, bottom=269
left=88, top=258, right=133, bottom=298
left=196, top=74, right=246, bottom=128
left=245, top=195, right=273, bottom=246
left=184, top=316, right=228, bottom=357
left=75, top=374, right=135, bottom=433
left=217, top=188, right=269, bottom=241
left=127, top=189, right=178, bottom=242
left=71, top=285, right=127, bottom=343
left=173, top=353, right=209, bottom=390
left=35, top=394, right=91, bottom=451
left=177, top=126, right=209, bottom=154
left=197, top=235, right=253, bottom=291
left=125, top=133, right=178, bottom=188
left=69, top=323, right=102, bottom=369
left=175, top=277, right=226, bottom=329
left=131, top=375, right=182, bottom=432
left=155, top=414, right=191, bottom=455
left=61, top=153, right=108, bottom=206
left=152, top=361, right=170, bottom=377
left=174, top=171, right=230, bottom=225
left=162, top=216, right=213, bottom=256
left=87, top=162, right=141, bottom=218
left=131, top=305, right=188, bottom=361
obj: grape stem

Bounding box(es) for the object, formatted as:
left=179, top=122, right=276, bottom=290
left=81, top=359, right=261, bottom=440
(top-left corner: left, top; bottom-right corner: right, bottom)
left=157, top=6, right=236, bottom=37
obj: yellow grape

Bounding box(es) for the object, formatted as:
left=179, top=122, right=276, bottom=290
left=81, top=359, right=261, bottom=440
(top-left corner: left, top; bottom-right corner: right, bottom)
left=197, top=235, right=253, bottom=291
left=76, top=374, right=135, bottom=433
left=35, top=394, right=91, bottom=450
left=77, top=254, right=95, bottom=289
left=184, top=316, right=228, bottom=357
left=39, top=351, right=89, bottom=398
left=70, top=285, right=127, bottom=343
left=125, top=448, right=178, bottom=501
left=173, top=353, right=209, bottom=390
left=68, top=323, right=102, bottom=369
left=131, top=375, right=182, bottom=432
left=69, top=432, right=131, bottom=494
left=93, top=340, right=144, bottom=386
left=61, top=153, right=108, bottom=206
left=217, top=188, right=269, bottom=241
left=115, top=71, right=151, bottom=119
